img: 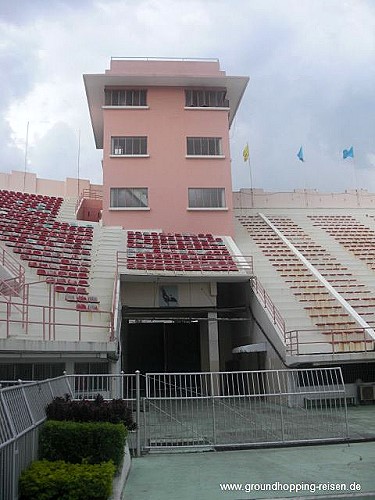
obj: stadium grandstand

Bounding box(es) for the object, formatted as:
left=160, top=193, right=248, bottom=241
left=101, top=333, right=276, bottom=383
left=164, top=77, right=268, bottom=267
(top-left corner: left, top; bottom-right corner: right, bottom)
left=0, top=57, right=374, bottom=396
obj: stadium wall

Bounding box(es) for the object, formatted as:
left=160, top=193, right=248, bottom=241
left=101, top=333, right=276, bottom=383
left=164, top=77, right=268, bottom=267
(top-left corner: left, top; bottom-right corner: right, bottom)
left=0, top=170, right=102, bottom=198
left=234, top=188, right=375, bottom=209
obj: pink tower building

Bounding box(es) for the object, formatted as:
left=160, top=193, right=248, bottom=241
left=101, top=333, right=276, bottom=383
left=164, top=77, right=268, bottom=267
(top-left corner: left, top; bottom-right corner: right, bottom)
left=84, top=58, right=249, bottom=235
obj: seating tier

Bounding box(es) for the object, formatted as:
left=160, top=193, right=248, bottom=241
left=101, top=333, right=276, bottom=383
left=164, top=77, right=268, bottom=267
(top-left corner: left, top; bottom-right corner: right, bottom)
left=0, top=190, right=99, bottom=310
left=126, top=231, right=238, bottom=272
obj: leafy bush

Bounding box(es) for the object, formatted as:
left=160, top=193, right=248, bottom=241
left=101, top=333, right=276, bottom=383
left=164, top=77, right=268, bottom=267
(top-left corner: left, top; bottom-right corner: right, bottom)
left=19, top=460, right=115, bottom=500
left=39, top=420, right=127, bottom=469
left=45, top=394, right=136, bottom=430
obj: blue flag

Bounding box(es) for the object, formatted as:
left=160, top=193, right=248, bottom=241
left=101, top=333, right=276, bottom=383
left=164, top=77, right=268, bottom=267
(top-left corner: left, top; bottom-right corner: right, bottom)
left=297, top=146, right=304, bottom=162
left=343, top=146, right=354, bottom=159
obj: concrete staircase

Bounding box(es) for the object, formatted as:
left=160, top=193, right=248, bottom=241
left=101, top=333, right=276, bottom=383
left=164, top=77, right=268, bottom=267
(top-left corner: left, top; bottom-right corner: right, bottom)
left=90, top=226, right=126, bottom=311
left=57, top=197, right=79, bottom=222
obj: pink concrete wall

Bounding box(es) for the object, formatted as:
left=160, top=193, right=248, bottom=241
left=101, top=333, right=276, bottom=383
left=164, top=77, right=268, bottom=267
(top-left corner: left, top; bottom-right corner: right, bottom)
left=76, top=198, right=103, bottom=222
left=101, top=86, right=234, bottom=235
left=0, top=170, right=37, bottom=193
left=0, top=170, right=102, bottom=198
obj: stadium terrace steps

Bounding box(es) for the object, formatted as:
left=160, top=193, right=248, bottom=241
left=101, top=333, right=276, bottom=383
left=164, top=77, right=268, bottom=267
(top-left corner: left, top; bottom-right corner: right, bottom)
left=280, top=212, right=375, bottom=296
left=234, top=211, right=375, bottom=356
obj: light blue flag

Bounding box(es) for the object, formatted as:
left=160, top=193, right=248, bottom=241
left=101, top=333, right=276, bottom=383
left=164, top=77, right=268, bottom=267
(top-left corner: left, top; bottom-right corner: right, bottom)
left=297, top=146, right=304, bottom=162
left=343, top=146, right=354, bottom=159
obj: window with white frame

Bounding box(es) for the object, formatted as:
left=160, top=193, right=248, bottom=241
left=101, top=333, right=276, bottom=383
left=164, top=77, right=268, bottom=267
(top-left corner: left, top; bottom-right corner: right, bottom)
left=188, top=188, right=226, bottom=208
left=110, top=188, right=148, bottom=208
left=186, top=137, right=222, bottom=156
left=111, top=136, right=147, bottom=155
left=185, top=89, right=228, bottom=108
left=105, top=89, right=147, bottom=106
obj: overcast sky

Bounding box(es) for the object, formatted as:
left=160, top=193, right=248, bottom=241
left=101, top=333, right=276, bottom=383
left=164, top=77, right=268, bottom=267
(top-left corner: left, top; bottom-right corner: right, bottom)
left=1, top=0, right=375, bottom=192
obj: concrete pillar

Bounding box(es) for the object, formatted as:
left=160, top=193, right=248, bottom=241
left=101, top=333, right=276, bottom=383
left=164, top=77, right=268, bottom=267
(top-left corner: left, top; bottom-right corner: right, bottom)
left=64, top=360, right=75, bottom=374
left=208, top=312, right=220, bottom=372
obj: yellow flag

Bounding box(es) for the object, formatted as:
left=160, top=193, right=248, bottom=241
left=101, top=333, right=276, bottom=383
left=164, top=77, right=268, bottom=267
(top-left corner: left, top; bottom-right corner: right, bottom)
left=243, top=144, right=249, bottom=162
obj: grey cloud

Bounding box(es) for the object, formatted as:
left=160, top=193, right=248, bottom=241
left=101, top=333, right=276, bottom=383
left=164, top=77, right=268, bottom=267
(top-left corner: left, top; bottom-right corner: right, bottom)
left=0, top=0, right=96, bottom=24
left=2, top=0, right=375, bottom=193
left=27, top=122, right=80, bottom=179
left=0, top=27, right=40, bottom=173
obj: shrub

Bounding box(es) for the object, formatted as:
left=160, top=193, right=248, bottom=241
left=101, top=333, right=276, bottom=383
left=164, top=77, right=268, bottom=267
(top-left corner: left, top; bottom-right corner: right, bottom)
left=39, top=420, right=127, bottom=469
left=19, top=460, right=115, bottom=500
left=45, top=394, right=136, bottom=430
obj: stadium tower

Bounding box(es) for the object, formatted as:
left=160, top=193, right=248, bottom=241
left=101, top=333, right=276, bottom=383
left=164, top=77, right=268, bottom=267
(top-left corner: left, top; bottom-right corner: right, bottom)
left=83, top=58, right=252, bottom=374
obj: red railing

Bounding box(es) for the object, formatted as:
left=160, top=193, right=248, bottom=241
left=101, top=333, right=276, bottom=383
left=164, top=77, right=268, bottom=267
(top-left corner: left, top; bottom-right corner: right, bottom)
left=0, top=244, right=25, bottom=299
left=1, top=273, right=115, bottom=341
left=0, top=297, right=113, bottom=342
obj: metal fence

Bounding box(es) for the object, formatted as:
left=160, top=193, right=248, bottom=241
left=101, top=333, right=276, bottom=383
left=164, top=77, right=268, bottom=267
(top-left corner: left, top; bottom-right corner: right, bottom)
left=0, top=376, right=73, bottom=500
left=64, top=372, right=137, bottom=402
left=143, top=368, right=349, bottom=450
left=0, top=369, right=349, bottom=498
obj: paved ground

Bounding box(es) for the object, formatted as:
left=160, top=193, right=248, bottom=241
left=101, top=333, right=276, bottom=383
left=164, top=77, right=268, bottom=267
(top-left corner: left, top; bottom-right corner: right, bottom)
left=122, top=406, right=375, bottom=500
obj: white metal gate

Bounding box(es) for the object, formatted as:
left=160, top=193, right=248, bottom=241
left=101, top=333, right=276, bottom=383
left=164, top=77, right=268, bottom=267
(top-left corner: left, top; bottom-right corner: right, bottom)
left=144, top=368, right=349, bottom=450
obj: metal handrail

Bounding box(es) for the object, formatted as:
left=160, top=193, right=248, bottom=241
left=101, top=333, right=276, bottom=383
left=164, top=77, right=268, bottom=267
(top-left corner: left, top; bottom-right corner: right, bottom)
left=285, top=327, right=374, bottom=356
left=251, top=276, right=286, bottom=334
left=0, top=244, right=25, bottom=299
left=0, top=297, right=114, bottom=342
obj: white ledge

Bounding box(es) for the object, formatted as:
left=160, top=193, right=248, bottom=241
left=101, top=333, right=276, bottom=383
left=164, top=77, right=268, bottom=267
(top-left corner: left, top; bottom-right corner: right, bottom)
left=110, top=154, right=150, bottom=158
left=187, top=207, right=228, bottom=211
left=185, top=155, right=225, bottom=160
left=184, top=107, right=230, bottom=111
left=103, top=106, right=149, bottom=110
left=109, top=207, right=150, bottom=211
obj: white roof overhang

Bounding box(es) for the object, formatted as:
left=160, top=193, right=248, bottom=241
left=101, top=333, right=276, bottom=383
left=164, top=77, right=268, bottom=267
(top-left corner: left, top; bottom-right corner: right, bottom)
left=83, top=73, right=249, bottom=149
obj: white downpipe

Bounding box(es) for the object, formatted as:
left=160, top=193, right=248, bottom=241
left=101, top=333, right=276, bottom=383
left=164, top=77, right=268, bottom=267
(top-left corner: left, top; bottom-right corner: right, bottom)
left=258, top=212, right=375, bottom=341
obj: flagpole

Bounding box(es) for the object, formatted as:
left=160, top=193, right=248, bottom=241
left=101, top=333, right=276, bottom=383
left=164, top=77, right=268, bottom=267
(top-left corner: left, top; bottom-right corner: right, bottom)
left=352, top=155, right=359, bottom=207
left=247, top=143, right=254, bottom=207
left=243, top=142, right=254, bottom=207
left=23, top=121, right=29, bottom=192
left=343, top=147, right=357, bottom=206
left=77, top=128, right=81, bottom=198
left=297, top=146, right=307, bottom=207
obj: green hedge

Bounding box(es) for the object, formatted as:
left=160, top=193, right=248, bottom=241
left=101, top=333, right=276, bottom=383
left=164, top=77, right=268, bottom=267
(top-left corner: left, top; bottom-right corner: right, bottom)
left=19, top=460, right=115, bottom=500
left=39, top=420, right=127, bottom=469
left=45, top=394, right=136, bottom=430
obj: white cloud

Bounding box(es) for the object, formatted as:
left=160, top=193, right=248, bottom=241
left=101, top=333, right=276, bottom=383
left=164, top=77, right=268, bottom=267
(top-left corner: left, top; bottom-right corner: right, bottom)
left=1, top=0, right=375, bottom=191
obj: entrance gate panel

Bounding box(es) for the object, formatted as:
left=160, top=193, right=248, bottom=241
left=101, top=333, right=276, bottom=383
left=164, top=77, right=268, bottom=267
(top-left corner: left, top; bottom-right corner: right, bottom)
left=144, top=368, right=348, bottom=450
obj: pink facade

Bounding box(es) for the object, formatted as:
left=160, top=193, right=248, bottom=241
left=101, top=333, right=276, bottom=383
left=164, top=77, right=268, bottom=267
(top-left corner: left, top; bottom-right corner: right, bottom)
left=84, top=58, right=249, bottom=236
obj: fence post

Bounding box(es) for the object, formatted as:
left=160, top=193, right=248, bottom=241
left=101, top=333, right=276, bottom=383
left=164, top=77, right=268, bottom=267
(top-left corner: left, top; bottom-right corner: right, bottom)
left=276, top=371, right=285, bottom=442
left=135, top=370, right=141, bottom=457
left=210, top=373, right=217, bottom=446
left=120, top=371, right=124, bottom=400
left=63, top=371, right=74, bottom=399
